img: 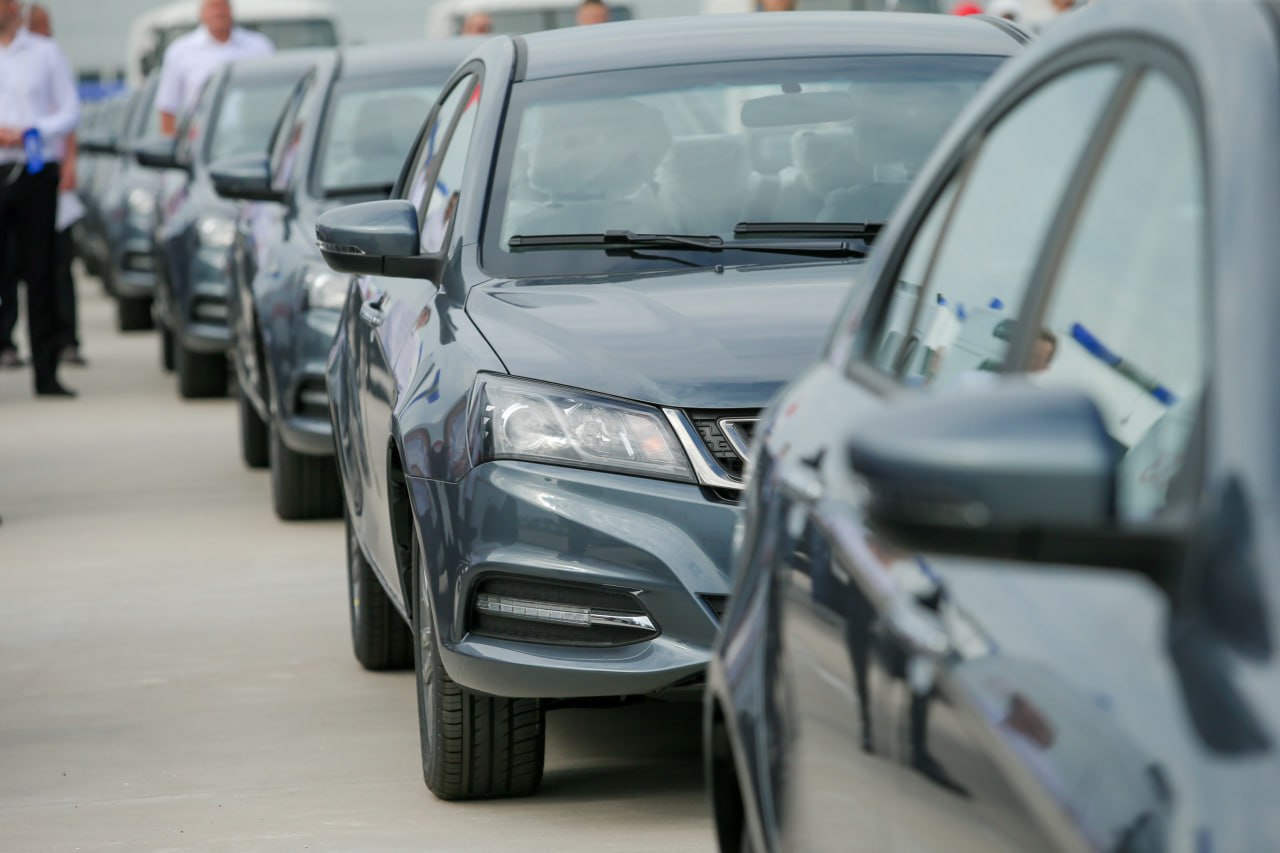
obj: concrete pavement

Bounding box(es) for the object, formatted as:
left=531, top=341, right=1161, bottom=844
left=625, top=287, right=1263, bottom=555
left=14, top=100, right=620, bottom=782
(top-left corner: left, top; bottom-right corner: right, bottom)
left=0, top=276, right=715, bottom=852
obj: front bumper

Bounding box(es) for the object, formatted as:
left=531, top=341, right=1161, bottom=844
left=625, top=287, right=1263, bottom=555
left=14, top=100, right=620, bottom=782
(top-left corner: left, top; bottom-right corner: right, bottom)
left=176, top=246, right=232, bottom=353
left=112, top=235, right=158, bottom=298
left=274, top=311, right=339, bottom=457
left=412, top=460, right=738, bottom=699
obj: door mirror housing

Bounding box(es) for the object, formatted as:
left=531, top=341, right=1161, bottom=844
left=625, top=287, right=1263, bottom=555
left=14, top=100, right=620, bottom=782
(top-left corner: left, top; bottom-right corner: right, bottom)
left=209, top=155, right=282, bottom=203
left=316, top=199, right=443, bottom=280
left=132, top=136, right=187, bottom=173
left=848, top=384, right=1183, bottom=589
left=79, top=133, right=118, bottom=155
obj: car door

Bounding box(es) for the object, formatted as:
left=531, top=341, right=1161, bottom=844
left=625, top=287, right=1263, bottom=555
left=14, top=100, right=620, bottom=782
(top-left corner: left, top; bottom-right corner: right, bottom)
left=354, top=72, right=481, bottom=596
left=765, top=60, right=1134, bottom=852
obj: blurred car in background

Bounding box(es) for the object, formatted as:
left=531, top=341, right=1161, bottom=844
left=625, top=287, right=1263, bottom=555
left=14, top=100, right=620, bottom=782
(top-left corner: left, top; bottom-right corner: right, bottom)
left=79, top=75, right=168, bottom=332
left=126, top=0, right=341, bottom=86
left=706, top=1, right=1275, bottom=851
left=317, top=12, right=1021, bottom=801
left=76, top=93, right=135, bottom=285
left=211, top=39, right=482, bottom=520
left=135, top=51, right=324, bottom=398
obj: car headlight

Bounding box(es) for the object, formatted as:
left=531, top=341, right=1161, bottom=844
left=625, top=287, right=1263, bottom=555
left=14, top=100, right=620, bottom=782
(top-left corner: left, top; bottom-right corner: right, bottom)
left=303, top=265, right=350, bottom=311
left=197, top=216, right=235, bottom=249
left=472, top=375, right=694, bottom=482
left=127, top=188, right=155, bottom=218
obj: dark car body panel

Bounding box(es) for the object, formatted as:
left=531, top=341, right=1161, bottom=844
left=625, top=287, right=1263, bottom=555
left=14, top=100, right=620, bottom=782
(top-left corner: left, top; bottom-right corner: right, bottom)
left=328, top=15, right=1022, bottom=703
left=228, top=41, right=481, bottom=458
left=708, top=2, right=1280, bottom=852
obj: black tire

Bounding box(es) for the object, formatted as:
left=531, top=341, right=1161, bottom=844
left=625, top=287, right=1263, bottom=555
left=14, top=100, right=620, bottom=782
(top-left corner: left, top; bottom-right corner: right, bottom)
left=175, top=342, right=228, bottom=399
left=239, top=386, right=269, bottom=469
left=346, top=510, right=413, bottom=671
left=269, top=421, right=341, bottom=520
left=117, top=296, right=154, bottom=332
left=412, top=544, right=545, bottom=800
left=160, top=326, right=175, bottom=372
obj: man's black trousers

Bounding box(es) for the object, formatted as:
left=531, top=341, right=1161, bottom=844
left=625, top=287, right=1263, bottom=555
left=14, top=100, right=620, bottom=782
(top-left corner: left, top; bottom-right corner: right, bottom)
left=0, top=163, right=62, bottom=389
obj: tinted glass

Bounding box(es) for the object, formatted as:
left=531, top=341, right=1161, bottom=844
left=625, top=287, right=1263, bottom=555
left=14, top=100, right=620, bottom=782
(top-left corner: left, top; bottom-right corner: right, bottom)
left=315, top=78, right=442, bottom=197
left=484, top=54, right=1001, bottom=278
left=1034, top=72, right=1207, bottom=520
left=867, top=64, right=1121, bottom=386
left=206, top=77, right=300, bottom=165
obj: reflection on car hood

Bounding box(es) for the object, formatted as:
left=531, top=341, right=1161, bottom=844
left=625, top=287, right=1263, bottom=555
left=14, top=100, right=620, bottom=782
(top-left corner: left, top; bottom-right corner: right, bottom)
left=467, top=261, right=859, bottom=409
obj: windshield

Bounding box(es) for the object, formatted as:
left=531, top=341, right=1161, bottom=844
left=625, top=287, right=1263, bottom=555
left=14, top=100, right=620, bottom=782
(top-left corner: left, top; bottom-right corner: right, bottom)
left=484, top=55, right=1001, bottom=278
left=314, top=77, right=442, bottom=197
left=206, top=77, right=300, bottom=165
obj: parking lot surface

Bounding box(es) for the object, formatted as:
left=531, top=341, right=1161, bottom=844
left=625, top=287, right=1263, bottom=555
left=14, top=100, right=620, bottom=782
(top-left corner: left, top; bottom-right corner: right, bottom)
left=0, top=276, right=714, bottom=852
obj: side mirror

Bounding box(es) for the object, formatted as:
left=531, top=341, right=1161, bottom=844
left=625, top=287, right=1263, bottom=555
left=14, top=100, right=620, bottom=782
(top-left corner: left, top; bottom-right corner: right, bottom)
left=79, top=134, right=118, bottom=155
left=209, top=155, right=282, bottom=203
left=848, top=385, right=1181, bottom=588
left=133, top=136, right=186, bottom=172
left=316, top=199, right=443, bottom=280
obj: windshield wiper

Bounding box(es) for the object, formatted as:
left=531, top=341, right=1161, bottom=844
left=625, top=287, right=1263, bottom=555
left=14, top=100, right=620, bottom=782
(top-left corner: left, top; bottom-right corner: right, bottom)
left=508, top=230, right=865, bottom=258
left=734, top=221, right=884, bottom=241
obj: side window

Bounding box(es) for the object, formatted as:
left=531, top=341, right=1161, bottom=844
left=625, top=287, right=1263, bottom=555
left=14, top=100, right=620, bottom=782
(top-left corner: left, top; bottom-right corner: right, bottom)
left=269, top=75, right=314, bottom=193
left=420, top=82, right=481, bottom=254
left=175, top=76, right=217, bottom=165
left=1033, top=72, right=1207, bottom=520
left=403, top=76, right=474, bottom=226
left=866, top=64, right=1122, bottom=386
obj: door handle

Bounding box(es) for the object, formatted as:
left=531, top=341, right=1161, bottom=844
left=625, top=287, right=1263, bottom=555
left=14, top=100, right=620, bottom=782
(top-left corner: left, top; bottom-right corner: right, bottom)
left=359, top=297, right=385, bottom=327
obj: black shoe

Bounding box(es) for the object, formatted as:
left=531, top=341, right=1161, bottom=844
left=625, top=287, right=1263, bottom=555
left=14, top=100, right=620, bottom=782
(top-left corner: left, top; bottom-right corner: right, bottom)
left=0, top=348, right=24, bottom=369
left=60, top=346, right=88, bottom=367
left=35, top=382, right=77, bottom=398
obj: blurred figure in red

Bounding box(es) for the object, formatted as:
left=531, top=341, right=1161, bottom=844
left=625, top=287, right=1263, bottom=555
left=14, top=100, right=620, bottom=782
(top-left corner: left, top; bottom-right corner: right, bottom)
left=576, top=0, right=609, bottom=25
left=460, top=12, right=492, bottom=34
left=952, top=2, right=983, bottom=14
left=759, top=0, right=796, bottom=10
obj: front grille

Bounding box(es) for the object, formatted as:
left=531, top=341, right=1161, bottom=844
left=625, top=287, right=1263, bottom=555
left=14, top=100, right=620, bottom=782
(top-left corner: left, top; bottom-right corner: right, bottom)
left=123, top=251, right=154, bottom=273
left=294, top=377, right=329, bottom=419
left=469, top=576, right=659, bottom=647
left=190, top=294, right=227, bottom=325
left=689, top=411, right=759, bottom=481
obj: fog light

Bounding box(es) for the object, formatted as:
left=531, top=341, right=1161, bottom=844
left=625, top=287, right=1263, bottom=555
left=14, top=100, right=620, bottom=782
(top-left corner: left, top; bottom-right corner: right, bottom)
left=475, top=593, right=655, bottom=632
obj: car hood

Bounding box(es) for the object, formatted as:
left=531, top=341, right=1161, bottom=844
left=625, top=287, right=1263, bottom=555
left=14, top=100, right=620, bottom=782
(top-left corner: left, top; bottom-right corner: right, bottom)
left=466, top=261, right=860, bottom=409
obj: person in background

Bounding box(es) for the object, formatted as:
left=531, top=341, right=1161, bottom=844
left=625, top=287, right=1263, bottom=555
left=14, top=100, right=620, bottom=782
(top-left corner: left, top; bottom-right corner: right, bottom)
left=155, top=0, right=273, bottom=137
left=0, top=0, right=80, bottom=396
left=28, top=3, right=85, bottom=367
left=951, top=2, right=983, bottom=14
left=759, top=0, right=797, bottom=10
left=460, top=11, right=493, bottom=34
left=576, top=0, right=610, bottom=26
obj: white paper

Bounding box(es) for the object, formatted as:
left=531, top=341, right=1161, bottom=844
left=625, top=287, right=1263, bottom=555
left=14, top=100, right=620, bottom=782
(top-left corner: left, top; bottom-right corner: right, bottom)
left=56, top=190, right=85, bottom=232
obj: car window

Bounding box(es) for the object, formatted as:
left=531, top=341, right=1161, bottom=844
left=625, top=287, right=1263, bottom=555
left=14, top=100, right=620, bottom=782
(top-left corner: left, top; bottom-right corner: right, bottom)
left=866, top=64, right=1122, bottom=386
left=403, top=76, right=474, bottom=219
left=314, top=78, right=442, bottom=198
left=268, top=75, right=314, bottom=194
left=419, top=83, right=481, bottom=254
left=175, top=75, right=217, bottom=166
left=206, top=76, right=301, bottom=166
left=1031, top=71, right=1207, bottom=520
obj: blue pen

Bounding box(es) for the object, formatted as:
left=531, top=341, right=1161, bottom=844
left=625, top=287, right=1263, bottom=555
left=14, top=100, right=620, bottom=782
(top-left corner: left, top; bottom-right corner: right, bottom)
left=1071, top=323, right=1177, bottom=406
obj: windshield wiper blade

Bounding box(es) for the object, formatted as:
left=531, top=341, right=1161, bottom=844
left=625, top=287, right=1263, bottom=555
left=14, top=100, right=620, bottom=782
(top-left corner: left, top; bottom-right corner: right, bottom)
left=734, top=221, right=884, bottom=240
left=508, top=230, right=865, bottom=257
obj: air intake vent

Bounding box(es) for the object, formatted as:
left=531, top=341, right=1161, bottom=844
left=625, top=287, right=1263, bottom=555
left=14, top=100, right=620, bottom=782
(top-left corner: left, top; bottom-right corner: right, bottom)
left=469, top=576, right=658, bottom=647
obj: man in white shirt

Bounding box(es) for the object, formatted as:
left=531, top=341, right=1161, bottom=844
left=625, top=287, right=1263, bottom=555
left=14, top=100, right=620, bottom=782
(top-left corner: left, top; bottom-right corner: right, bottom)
left=154, top=0, right=274, bottom=137
left=0, top=0, right=80, bottom=396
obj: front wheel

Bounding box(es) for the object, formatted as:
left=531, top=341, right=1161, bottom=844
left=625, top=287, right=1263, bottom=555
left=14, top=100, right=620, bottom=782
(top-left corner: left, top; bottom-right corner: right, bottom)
left=269, top=421, right=341, bottom=520
left=160, top=326, right=175, bottom=372
left=238, top=385, right=269, bottom=469
left=346, top=510, right=412, bottom=671
left=117, top=295, right=154, bottom=332
left=175, top=342, right=227, bottom=399
left=413, top=544, right=546, bottom=800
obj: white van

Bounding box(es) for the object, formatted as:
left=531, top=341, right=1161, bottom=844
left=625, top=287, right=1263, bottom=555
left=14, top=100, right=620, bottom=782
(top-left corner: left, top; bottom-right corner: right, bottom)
left=126, top=0, right=341, bottom=86
left=425, top=0, right=693, bottom=37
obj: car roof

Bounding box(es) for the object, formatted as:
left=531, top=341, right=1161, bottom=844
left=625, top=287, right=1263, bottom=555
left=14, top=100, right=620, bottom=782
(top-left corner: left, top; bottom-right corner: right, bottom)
left=338, top=37, right=491, bottom=78
left=517, top=12, right=1021, bottom=82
